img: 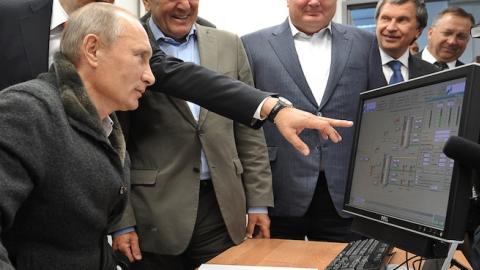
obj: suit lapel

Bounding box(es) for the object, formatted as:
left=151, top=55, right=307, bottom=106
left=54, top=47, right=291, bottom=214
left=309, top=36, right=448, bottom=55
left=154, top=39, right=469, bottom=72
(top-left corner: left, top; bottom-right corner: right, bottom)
left=168, top=97, right=198, bottom=127
left=319, top=23, right=351, bottom=110
left=144, top=22, right=197, bottom=126
left=196, top=25, right=216, bottom=128
left=408, top=54, right=419, bottom=79
left=269, top=20, right=317, bottom=107
left=20, top=0, right=52, bottom=77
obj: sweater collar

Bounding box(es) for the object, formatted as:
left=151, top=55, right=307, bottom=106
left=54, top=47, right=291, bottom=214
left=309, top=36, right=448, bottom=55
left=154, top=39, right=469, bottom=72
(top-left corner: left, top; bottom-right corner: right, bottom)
left=47, top=53, right=126, bottom=165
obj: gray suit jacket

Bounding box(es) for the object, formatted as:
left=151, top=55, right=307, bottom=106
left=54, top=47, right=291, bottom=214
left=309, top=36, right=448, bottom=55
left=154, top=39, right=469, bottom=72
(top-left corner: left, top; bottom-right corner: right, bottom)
left=113, top=24, right=273, bottom=255
left=242, top=20, right=385, bottom=218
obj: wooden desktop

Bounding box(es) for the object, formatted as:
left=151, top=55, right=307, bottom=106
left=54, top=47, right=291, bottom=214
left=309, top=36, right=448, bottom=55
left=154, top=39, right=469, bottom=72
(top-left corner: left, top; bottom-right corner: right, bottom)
left=207, top=238, right=472, bottom=269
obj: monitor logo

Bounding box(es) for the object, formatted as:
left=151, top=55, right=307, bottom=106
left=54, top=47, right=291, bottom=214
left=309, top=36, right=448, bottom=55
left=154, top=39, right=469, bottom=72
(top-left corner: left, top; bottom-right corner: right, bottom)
left=380, top=216, right=389, bottom=223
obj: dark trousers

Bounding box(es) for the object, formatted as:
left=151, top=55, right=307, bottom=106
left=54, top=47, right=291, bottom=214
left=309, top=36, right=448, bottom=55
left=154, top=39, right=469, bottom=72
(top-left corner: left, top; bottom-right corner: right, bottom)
left=131, top=180, right=235, bottom=270
left=270, top=172, right=362, bottom=243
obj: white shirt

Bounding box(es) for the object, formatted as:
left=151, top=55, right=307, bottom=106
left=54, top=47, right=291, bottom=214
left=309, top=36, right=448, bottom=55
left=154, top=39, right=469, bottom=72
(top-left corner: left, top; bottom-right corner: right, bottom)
left=379, top=48, right=410, bottom=82
left=289, top=18, right=332, bottom=106
left=421, top=48, right=456, bottom=69
left=48, top=0, right=68, bottom=67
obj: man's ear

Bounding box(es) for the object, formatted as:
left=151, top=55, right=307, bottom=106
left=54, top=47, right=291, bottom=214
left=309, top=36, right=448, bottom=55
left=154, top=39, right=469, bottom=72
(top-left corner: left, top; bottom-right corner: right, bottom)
left=82, top=34, right=101, bottom=68
left=412, top=27, right=422, bottom=43
left=427, top=27, right=434, bottom=41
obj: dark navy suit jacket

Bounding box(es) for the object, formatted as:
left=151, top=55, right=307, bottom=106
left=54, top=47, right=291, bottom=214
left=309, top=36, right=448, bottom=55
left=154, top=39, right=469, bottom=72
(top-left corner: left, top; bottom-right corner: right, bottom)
left=0, top=0, right=53, bottom=90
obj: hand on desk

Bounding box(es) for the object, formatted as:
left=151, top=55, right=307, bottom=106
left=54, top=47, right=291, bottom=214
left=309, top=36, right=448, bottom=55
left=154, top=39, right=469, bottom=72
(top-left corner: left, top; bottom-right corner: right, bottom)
left=112, top=231, right=142, bottom=262
left=246, top=213, right=270, bottom=239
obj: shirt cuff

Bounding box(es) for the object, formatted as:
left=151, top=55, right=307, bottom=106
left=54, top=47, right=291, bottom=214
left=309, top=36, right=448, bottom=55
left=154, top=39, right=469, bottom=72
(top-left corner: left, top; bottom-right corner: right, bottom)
left=248, top=207, right=268, bottom=214
left=111, top=226, right=135, bottom=238
left=253, top=98, right=268, bottom=120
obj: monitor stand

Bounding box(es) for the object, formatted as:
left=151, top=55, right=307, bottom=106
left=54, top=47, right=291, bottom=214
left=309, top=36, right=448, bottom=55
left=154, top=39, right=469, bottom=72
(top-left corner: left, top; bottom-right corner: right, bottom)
left=422, top=241, right=463, bottom=270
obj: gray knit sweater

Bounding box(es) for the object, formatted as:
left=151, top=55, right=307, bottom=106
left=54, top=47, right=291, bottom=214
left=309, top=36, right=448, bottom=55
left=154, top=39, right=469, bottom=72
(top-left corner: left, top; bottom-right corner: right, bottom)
left=0, top=53, right=129, bottom=270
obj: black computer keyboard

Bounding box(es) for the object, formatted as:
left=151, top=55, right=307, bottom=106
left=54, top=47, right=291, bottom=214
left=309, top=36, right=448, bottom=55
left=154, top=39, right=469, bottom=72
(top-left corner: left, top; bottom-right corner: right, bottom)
left=325, top=238, right=394, bottom=270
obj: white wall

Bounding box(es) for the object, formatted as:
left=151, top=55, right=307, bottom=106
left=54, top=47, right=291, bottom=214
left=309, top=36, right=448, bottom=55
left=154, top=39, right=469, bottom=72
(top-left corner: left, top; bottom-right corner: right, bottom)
left=198, top=0, right=343, bottom=36
left=198, top=0, right=288, bottom=36
left=115, top=0, right=141, bottom=16
left=118, top=0, right=344, bottom=37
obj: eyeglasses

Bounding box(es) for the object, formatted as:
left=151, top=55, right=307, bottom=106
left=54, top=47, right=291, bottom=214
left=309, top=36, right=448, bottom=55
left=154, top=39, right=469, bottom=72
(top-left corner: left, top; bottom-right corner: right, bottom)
left=472, top=24, right=480, bottom=38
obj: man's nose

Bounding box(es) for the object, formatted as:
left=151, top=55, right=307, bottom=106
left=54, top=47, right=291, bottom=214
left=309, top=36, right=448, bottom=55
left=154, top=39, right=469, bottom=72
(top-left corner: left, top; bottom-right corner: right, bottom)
left=386, top=20, right=398, bottom=31
left=143, top=67, right=155, bottom=86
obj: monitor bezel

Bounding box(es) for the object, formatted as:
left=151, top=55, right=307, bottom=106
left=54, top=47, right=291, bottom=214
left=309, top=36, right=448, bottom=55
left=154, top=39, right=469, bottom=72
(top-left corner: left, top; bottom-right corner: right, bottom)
left=344, top=63, right=480, bottom=243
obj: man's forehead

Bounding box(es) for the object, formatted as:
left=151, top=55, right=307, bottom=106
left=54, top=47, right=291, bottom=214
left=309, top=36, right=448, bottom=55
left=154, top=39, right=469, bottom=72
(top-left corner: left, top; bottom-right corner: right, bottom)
left=437, top=14, right=471, bottom=25
left=116, top=23, right=150, bottom=47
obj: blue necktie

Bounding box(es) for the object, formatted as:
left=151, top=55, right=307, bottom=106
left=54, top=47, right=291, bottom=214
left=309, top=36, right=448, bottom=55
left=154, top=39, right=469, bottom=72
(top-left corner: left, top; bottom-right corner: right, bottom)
left=388, top=60, right=404, bottom=85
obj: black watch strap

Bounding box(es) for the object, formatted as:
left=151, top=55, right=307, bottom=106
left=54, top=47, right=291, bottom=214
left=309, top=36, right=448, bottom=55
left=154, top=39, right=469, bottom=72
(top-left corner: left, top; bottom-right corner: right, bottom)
left=267, top=100, right=289, bottom=123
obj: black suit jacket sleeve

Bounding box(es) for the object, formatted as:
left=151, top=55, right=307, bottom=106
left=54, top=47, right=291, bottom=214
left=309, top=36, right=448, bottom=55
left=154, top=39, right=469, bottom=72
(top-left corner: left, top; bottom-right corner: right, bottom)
left=149, top=48, right=273, bottom=128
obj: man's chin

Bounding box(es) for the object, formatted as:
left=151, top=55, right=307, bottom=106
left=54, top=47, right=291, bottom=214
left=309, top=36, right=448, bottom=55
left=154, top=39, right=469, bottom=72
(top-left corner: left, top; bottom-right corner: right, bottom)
left=122, top=102, right=139, bottom=112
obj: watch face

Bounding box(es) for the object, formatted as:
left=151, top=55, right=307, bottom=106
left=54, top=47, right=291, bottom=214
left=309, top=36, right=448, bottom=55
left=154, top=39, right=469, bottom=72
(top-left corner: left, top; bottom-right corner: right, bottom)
left=278, top=97, right=293, bottom=106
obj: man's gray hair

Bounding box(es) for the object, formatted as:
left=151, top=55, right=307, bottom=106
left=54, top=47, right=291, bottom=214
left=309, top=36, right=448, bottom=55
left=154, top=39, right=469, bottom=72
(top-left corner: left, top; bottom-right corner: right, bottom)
left=375, top=0, right=428, bottom=30
left=60, top=3, right=134, bottom=64
left=432, top=7, right=475, bottom=27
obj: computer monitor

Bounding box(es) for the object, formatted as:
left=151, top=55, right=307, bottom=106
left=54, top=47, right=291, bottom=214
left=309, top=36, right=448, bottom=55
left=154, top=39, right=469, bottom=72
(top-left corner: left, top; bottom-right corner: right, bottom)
left=344, top=64, right=480, bottom=258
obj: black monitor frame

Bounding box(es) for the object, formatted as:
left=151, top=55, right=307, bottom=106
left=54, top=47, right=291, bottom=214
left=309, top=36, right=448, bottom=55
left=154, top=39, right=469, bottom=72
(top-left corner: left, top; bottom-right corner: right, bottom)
left=343, top=64, right=480, bottom=258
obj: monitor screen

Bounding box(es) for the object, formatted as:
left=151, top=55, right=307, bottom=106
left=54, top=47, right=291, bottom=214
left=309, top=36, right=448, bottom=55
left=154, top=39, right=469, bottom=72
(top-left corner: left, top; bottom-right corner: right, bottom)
left=344, top=64, right=480, bottom=257
left=349, top=78, right=465, bottom=234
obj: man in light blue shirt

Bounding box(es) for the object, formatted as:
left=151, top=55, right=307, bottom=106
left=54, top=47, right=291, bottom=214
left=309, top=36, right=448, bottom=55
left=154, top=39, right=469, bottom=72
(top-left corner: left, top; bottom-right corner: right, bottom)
left=111, top=0, right=274, bottom=269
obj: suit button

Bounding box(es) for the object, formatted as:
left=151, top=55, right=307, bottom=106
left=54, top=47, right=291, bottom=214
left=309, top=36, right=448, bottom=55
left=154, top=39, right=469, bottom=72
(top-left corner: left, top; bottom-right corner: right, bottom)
left=316, top=145, right=321, bottom=150
left=193, top=167, right=200, bottom=173
left=316, top=112, right=322, bottom=117
left=119, top=185, right=127, bottom=195
left=196, top=129, right=204, bottom=136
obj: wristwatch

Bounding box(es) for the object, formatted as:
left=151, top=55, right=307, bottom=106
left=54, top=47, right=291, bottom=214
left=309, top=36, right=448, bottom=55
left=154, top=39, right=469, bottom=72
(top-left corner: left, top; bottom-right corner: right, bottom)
left=267, top=97, right=293, bottom=123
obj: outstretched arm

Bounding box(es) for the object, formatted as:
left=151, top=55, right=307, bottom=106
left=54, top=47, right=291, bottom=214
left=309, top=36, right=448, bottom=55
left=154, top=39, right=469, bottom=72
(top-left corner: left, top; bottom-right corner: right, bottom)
left=148, top=48, right=271, bottom=128
left=260, top=98, right=353, bottom=155
left=148, top=49, right=353, bottom=155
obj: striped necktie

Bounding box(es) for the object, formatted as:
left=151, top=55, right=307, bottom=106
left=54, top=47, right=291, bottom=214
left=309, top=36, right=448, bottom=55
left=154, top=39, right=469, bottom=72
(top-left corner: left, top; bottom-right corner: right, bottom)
left=434, top=61, right=449, bottom=70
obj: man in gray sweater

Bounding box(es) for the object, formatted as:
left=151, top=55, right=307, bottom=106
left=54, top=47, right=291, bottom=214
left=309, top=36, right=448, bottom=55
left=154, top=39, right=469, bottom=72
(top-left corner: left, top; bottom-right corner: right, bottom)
left=0, top=3, right=154, bottom=269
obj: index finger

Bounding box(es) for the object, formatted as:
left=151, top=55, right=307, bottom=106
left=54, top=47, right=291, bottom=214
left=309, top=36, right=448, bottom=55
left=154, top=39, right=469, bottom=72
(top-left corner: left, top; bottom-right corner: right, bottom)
left=323, top=117, right=353, bottom=128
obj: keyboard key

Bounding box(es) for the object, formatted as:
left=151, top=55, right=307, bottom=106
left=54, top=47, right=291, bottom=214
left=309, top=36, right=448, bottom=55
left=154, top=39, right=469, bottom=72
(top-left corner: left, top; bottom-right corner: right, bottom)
left=324, top=239, right=393, bottom=270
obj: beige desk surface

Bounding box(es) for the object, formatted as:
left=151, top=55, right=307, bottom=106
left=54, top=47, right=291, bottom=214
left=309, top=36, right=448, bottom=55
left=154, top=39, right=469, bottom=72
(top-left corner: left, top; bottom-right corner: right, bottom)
left=207, top=238, right=471, bottom=269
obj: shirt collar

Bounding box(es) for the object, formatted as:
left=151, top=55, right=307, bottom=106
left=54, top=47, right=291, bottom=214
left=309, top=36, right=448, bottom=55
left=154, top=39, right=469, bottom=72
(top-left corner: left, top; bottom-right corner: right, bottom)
left=288, top=17, right=331, bottom=39
left=50, top=0, right=68, bottom=31
left=422, top=48, right=437, bottom=64
left=380, top=48, right=410, bottom=68
left=148, top=17, right=196, bottom=45
left=422, top=47, right=457, bottom=68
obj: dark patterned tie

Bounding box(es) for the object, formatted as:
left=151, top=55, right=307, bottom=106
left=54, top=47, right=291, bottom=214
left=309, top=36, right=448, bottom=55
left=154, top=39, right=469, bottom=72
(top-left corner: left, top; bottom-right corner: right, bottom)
left=387, top=60, right=404, bottom=85
left=434, top=61, right=449, bottom=70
